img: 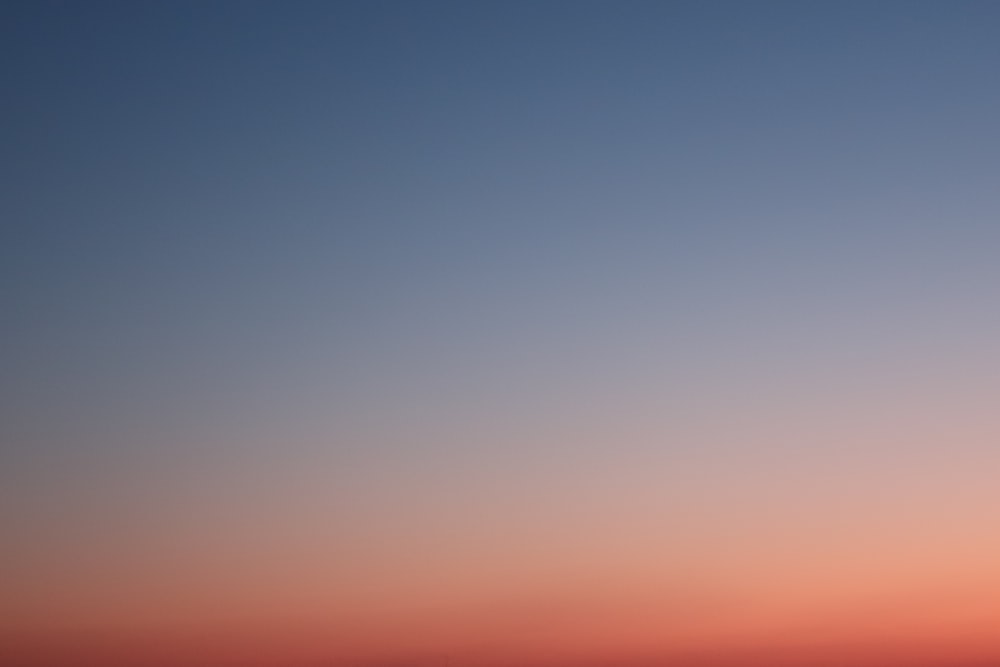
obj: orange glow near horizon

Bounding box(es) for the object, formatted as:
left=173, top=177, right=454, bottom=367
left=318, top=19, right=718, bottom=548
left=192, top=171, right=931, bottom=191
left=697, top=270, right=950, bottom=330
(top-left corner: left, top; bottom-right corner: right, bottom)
left=6, top=435, right=1000, bottom=666
left=5, top=561, right=1000, bottom=666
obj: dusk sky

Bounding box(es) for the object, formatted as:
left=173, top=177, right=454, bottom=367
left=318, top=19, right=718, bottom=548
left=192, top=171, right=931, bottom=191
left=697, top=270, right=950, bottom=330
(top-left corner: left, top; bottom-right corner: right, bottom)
left=4, top=2, right=1000, bottom=666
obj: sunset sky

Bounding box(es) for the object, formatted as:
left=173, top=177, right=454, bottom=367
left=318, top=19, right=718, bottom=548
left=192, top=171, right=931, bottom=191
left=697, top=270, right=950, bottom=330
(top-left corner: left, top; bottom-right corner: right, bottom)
left=4, top=2, right=1000, bottom=666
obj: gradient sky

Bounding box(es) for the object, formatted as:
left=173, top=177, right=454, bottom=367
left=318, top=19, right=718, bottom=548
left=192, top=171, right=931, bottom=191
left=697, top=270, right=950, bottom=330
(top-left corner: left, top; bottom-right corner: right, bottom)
left=4, top=2, right=1000, bottom=665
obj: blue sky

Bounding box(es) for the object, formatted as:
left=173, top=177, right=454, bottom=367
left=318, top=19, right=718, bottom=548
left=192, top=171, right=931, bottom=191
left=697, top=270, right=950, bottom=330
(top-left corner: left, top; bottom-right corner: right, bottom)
left=5, top=3, right=1000, bottom=663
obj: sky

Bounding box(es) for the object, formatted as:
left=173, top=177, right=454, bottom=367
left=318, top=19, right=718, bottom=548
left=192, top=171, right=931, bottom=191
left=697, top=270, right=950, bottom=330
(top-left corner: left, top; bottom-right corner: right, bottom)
left=4, top=1, right=1000, bottom=665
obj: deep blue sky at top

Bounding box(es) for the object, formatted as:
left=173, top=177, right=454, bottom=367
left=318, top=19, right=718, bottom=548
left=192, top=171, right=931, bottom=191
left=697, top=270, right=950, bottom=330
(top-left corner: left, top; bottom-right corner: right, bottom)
left=4, top=1, right=1000, bottom=491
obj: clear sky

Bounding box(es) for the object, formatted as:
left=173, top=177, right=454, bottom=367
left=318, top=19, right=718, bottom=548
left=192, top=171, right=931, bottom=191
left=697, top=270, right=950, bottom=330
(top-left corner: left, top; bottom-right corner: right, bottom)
left=4, top=2, right=1000, bottom=665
